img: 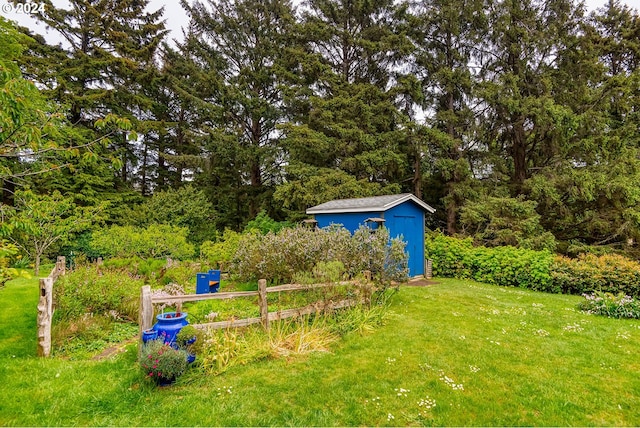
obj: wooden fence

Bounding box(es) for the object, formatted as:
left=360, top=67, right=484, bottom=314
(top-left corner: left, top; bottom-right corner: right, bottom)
left=37, top=256, right=66, bottom=357
left=139, top=275, right=372, bottom=347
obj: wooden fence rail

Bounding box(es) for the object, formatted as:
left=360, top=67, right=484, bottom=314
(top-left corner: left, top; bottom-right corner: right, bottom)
left=37, top=256, right=66, bottom=357
left=139, top=275, right=370, bottom=348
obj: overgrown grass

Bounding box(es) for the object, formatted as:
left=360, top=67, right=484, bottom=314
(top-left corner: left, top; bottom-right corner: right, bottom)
left=2, top=276, right=640, bottom=426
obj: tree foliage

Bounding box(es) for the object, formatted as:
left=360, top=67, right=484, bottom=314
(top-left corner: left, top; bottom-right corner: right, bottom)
left=91, top=224, right=195, bottom=260
left=1, top=189, right=98, bottom=275
left=2, top=0, right=640, bottom=257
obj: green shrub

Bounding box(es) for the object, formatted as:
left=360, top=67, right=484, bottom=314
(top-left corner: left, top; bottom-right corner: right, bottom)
left=244, top=210, right=293, bottom=234
left=54, top=265, right=144, bottom=321
left=161, top=263, right=201, bottom=290
left=231, top=225, right=408, bottom=284
left=552, top=254, right=640, bottom=298
left=426, top=233, right=640, bottom=298
left=103, top=257, right=166, bottom=280
left=91, top=224, right=194, bottom=259
left=200, top=229, right=241, bottom=268
left=577, top=292, right=640, bottom=319
left=424, top=233, right=475, bottom=278
left=425, top=233, right=554, bottom=291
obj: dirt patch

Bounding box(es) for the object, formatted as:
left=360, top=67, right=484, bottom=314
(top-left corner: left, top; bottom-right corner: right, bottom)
left=92, top=338, right=137, bottom=361
left=403, top=277, right=439, bottom=287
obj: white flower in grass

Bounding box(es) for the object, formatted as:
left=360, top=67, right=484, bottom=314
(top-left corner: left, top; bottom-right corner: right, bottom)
left=534, top=329, right=550, bottom=337
left=365, top=397, right=381, bottom=407
left=469, top=365, right=480, bottom=373
left=563, top=323, right=584, bottom=332
left=616, top=332, right=630, bottom=340
left=532, top=303, right=544, bottom=308
left=386, top=357, right=396, bottom=364
left=459, top=335, right=466, bottom=340
left=216, top=386, right=233, bottom=396
left=418, top=396, right=437, bottom=409
left=395, top=388, right=410, bottom=397
left=438, top=370, right=464, bottom=391
left=387, top=413, right=395, bottom=421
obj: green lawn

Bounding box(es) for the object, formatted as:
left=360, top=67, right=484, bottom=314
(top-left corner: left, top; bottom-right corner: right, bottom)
left=1, top=276, right=639, bottom=426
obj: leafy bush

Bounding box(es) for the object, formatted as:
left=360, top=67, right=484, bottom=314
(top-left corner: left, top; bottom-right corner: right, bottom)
left=54, top=266, right=144, bottom=321
left=127, top=184, right=217, bottom=244
left=103, top=257, right=166, bottom=280
left=161, top=263, right=202, bottom=290
left=578, top=292, right=640, bottom=319
left=426, top=233, right=640, bottom=298
left=231, top=225, right=408, bottom=284
left=425, top=233, right=554, bottom=291
left=424, top=233, right=475, bottom=278
left=244, top=210, right=293, bottom=234
left=140, top=339, right=189, bottom=384
left=200, top=229, right=241, bottom=268
left=1, top=240, right=29, bottom=286
left=552, top=254, right=640, bottom=298
left=91, top=224, right=194, bottom=259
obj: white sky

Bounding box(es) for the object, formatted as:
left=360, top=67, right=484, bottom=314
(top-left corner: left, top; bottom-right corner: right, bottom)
left=2, top=0, right=640, bottom=48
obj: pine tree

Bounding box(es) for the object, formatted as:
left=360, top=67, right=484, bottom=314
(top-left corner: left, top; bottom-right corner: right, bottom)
left=177, top=0, right=298, bottom=228
left=278, top=0, right=410, bottom=214
left=525, top=0, right=640, bottom=247
left=406, top=0, right=486, bottom=233
left=478, top=0, right=582, bottom=192
left=17, top=0, right=167, bottom=208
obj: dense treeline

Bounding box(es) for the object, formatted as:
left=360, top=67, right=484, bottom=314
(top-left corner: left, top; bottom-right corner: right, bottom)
left=1, top=0, right=639, bottom=261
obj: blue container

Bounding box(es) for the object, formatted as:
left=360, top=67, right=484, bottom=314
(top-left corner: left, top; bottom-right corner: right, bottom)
left=142, top=329, right=158, bottom=343
left=153, top=312, right=189, bottom=345
left=196, top=269, right=221, bottom=294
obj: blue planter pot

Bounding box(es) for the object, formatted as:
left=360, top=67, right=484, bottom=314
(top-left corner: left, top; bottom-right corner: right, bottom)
left=153, top=312, right=189, bottom=345
left=142, top=329, right=158, bottom=343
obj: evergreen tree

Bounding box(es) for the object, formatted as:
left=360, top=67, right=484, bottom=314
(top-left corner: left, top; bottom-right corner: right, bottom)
left=279, top=0, right=410, bottom=215
left=17, top=0, right=167, bottom=207
left=406, top=0, right=486, bottom=233
left=178, top=0, right=298, bottom=228
left=478, top=0, right=582, bottom=192
left=525, top=0, right=640, bottom=248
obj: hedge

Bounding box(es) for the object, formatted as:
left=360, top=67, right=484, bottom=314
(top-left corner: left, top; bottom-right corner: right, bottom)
left=552, top=254, right=640, bottom=298
left=425, top=233, right=640, bottom=298
left=425, top=233, right=554, bottom=291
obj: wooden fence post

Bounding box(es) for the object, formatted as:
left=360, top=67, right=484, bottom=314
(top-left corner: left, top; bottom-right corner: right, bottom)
left=139, top=285, right=153, bottom=357
left=425, top=259, right=433, bottom=279
left=56, top=256, right=66, bottom=277
left=37, top=277, right=54, bottom=357
left=258, top=279, right=269, bottom=331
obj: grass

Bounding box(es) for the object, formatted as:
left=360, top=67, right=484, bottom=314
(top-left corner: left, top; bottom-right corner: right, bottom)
left=1, top=276, right=640, bottom=426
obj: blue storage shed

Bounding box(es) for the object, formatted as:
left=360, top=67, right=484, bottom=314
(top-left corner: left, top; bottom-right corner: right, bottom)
left=306, top=193, right=436, bottom=277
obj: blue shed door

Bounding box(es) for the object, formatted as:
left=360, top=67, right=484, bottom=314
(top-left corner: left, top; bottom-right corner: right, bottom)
left=392, top=215, right=424, bottom=276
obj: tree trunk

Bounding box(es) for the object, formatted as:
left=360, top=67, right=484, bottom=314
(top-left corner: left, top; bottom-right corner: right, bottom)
left=511, top=120, right=528, bottom=191
left=34, top=253, right=41, bottom=276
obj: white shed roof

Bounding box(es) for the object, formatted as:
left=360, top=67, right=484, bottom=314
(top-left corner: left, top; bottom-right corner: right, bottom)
left=306, top=193, right=436, bottom=215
